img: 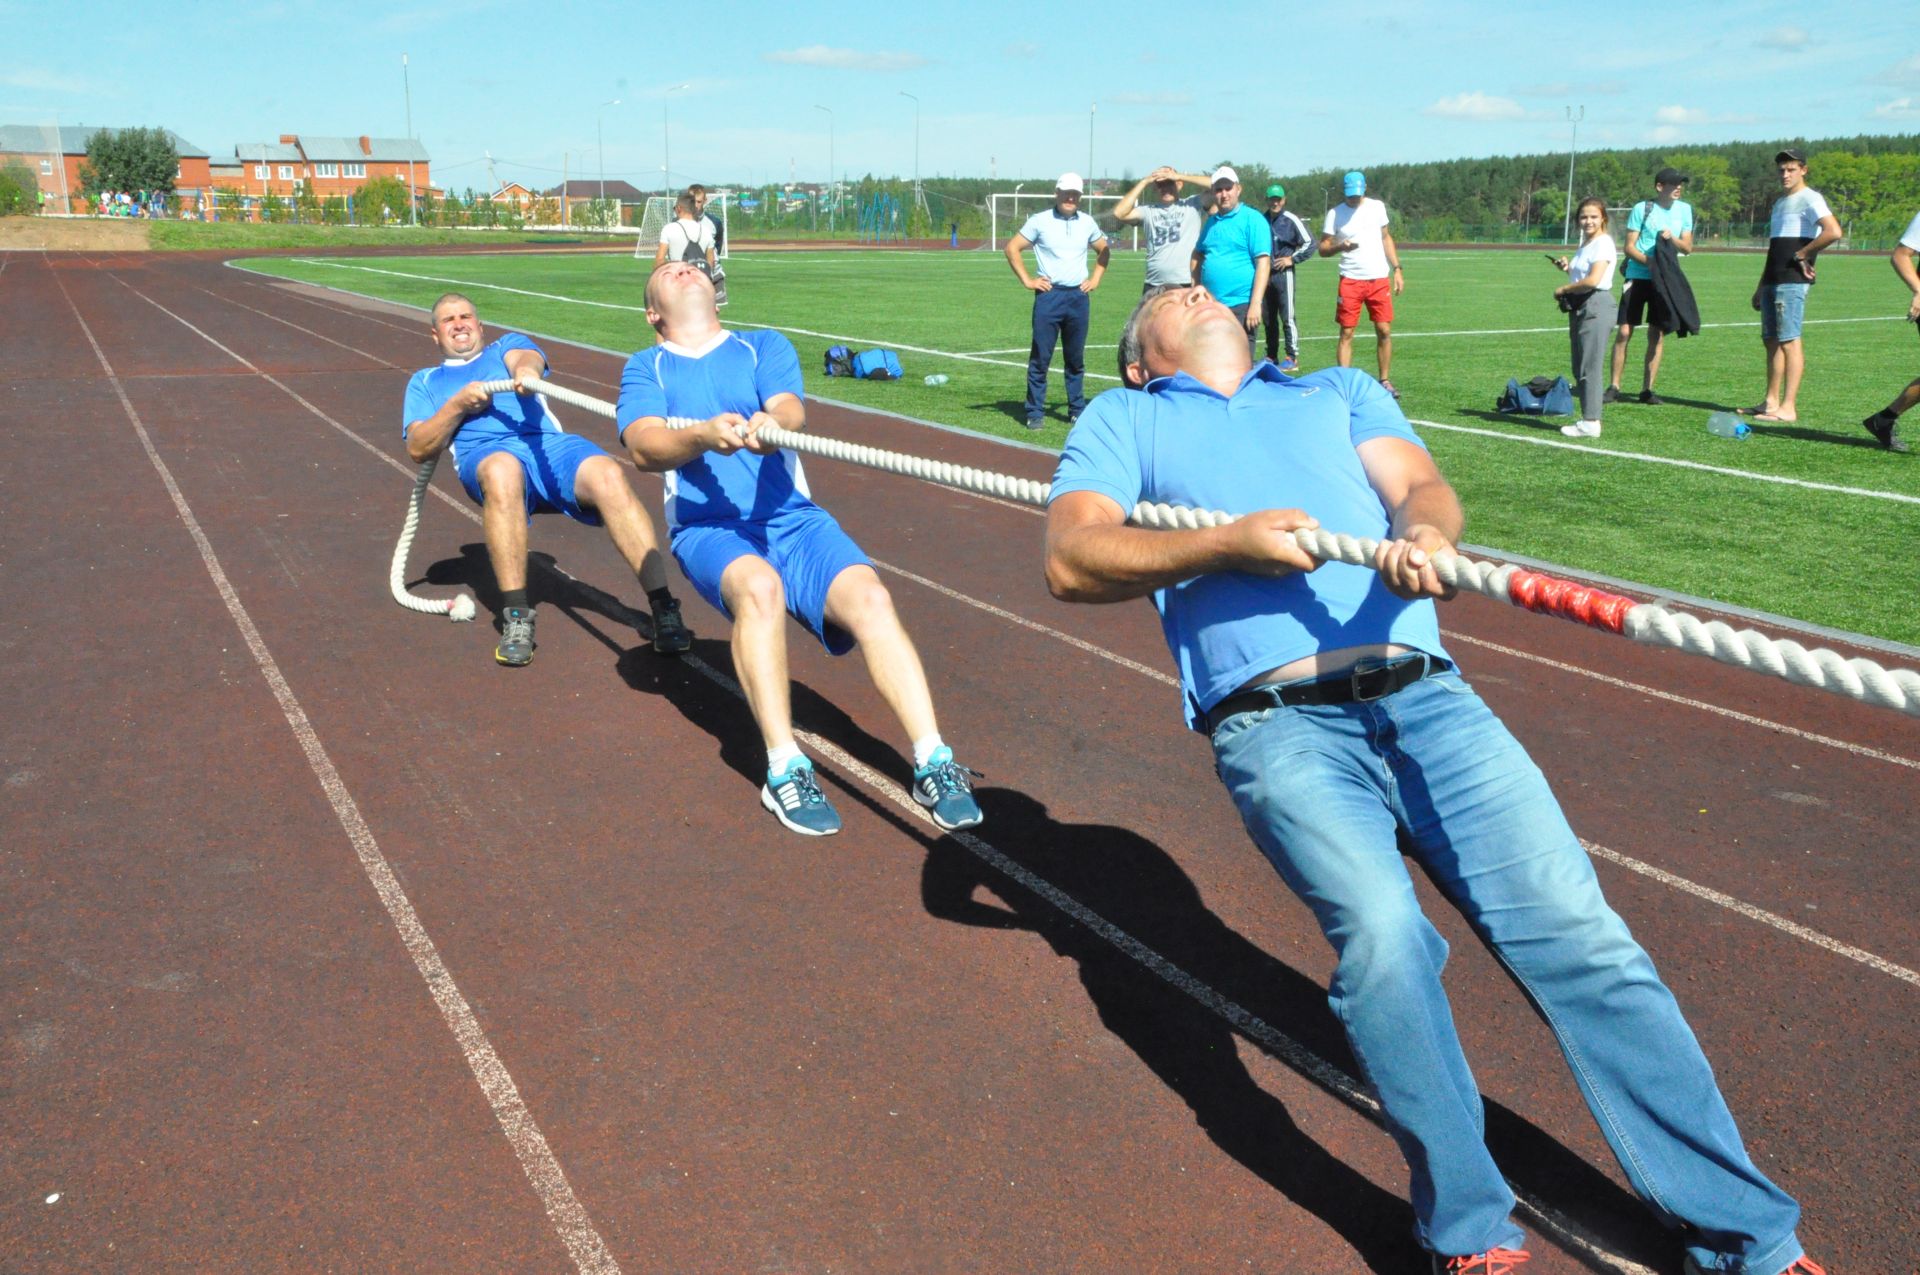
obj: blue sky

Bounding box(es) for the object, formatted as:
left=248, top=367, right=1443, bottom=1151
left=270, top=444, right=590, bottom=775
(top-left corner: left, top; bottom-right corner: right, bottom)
left=5, top=0, right=1912, bottom=194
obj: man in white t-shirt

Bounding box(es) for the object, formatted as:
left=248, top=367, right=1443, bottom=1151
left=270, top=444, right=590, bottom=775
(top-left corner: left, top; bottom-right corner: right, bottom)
left=654, top=192, right=717, bottom=273
left=1862, top=210, right=1920, bottom=453
left=1317, top=171, right=1404, bottom=397
left=1741, top=149, right=1841, bottom=424
left=1004, top=172, right=1110, bottom=430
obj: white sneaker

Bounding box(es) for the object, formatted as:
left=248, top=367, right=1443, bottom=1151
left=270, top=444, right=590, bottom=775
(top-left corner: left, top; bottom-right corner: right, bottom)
left=1559, top=420, right=1602, bottom=438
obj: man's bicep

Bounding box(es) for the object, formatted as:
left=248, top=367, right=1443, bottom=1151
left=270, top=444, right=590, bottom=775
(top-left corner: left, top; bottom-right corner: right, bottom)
left=1357, top=436, right=1446, bottom=509
left=1047, top=489, right=1130, bottom=535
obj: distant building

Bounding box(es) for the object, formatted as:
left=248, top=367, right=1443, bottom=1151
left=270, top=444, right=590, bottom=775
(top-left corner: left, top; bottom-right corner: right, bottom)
left=0, top=124, right=211, bottom=212
left=210, top=134, right=434, bottom=200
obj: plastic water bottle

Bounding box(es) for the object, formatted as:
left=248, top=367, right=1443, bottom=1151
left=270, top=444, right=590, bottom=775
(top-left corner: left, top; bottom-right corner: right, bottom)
left=1706, top=411, right=1751, bottom=439
left=924, top=373, right=949, bottom=386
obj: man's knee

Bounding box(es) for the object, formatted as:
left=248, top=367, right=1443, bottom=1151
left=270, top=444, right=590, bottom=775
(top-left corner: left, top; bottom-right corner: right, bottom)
left=476, top=452, right=526, bottom=501
left=722, top=558, right=785, bottom=620
left=828, top=567, right=899, bottom=637
left=573, top=454, right=635, bottom=509
left=1374, top=322, right=1392, bottom=339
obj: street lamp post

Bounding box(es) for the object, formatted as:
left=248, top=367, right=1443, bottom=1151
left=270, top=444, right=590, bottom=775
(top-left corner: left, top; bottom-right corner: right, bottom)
left=898, top=90, right=921, bottom=225
left=1088, top=102, right=1096, bottom=187
left=597, top=97, right=620, bottom=213
left=813, top=104, right=834, bottom=232
left=662, top=82, right=689, bottom=192
left=1562, top=104, right=1584, bottom=246
left=402, top=52, right=416, bottom=226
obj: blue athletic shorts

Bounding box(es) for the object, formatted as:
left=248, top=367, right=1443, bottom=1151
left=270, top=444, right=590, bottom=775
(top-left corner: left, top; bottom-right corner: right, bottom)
left=455, top=433, right=608, bottom=525
left=1760, top=282, right=1809, bottom=343
left=671, top=505, right=872, bottom=655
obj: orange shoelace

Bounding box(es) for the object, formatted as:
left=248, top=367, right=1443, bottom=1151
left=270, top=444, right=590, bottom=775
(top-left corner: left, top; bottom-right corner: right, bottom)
left=1442, top=1249, right=1530, bottom=1275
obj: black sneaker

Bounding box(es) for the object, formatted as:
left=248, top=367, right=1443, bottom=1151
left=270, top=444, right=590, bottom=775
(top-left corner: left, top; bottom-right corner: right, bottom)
left=1025, top=416, right=1046, bottom=431
left=495, top=607, right=535, bottom=667
left=1602, top=386, right=1621, bottom=404
left=649, top=597, right=692, bottom=655
left=1863, top=411, right=1910, bottom=453
left=1639, top=389, right=1665, bottom=405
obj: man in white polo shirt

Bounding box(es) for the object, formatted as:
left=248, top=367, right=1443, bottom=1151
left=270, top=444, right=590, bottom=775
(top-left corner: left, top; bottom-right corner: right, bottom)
left=1005, top=172, right=1110, bottom=430
left=1318, top=170, right=1404, bottom=398
left=1862, top=208, right=1920, bottom=453
left=1741, top=148, right=1841, bottom=424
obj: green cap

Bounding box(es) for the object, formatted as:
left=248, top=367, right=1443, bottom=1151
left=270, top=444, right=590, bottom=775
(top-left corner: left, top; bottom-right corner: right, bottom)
left=1265, top=184, right=1286, bottom=198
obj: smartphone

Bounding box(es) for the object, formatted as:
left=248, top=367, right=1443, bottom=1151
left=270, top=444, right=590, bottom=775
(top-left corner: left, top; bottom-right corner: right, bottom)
left=1543, top=253, right=1560, bottom=266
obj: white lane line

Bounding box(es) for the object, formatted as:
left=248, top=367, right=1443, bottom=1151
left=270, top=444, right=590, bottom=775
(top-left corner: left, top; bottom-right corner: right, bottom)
left=1449, top=634, right=1920, bottom=769
left=1409, top=417, right=1920, bottom=505
left=97, top=274, right=620, bottom=1275
left=189, top=283, right=402, bottom=368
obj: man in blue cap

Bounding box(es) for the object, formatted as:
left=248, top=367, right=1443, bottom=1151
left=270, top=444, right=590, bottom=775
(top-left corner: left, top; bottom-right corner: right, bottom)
left=1319, top=170, right=1404, bottom=397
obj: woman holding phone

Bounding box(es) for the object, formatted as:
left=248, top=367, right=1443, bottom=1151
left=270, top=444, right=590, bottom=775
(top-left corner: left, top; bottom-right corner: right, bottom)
left=1552, top=196, right=1618, bottom=438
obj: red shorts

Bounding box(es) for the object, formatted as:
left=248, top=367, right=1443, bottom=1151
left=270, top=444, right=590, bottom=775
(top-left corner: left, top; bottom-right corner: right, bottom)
left=1336, top=275, right=1394, bottom=327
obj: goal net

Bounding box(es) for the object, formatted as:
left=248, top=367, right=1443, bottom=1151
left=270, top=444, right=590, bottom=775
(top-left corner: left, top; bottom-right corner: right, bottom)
left=634, top=192, right=731, bottom=260
left=0, top=117, right=74, bottom=215
left=988, top=192, right=1141, bottom=252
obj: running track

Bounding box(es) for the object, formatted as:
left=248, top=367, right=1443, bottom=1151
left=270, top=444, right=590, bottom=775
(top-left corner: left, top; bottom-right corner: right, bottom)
left=2, top=250, right=1915, bottom=1273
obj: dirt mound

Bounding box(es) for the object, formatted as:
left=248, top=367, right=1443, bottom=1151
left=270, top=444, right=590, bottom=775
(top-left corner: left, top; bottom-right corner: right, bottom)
left=0, top=217, right=151, bottom=251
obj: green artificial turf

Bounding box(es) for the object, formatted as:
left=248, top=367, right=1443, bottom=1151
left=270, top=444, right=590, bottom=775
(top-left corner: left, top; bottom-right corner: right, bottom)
left=233, top=246, right=1920, bottom=644
left=151, top=221, right=538, bottom=250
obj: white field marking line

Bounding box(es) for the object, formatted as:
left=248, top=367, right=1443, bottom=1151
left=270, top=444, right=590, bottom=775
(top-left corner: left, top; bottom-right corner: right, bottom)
left=1408, top=417, right=1920, bottom=505
left=1579, top=841, right=1920, bottom=987
left=866, top=552, right=1920, bottom=988
left=287, top=258, right=1128, bottom=383
left=78, top=273, right=621, bottom=1275
left=1449, top=633, right=1920, bottom=770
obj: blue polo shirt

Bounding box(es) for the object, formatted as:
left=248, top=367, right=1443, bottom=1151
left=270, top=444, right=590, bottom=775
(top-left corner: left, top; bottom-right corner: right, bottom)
left=1195, top=203, right=1271, bottom=306
left=1623, top=198, right=1694, bottom=281
left=402, top=332, right=556, bottom=463
left=1049, top=364, right=1448, bottom=728
left=1016, top=207, right=1107, bottom=287
left=615, top=328, right=811, bottom=533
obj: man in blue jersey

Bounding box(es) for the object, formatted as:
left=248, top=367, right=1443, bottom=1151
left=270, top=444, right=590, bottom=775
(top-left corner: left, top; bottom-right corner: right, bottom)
left=1042, top=284, right=1817, bottom=1275
left=616, top=262, right=983, bottom=838
left=403, top=293, right=690, bottom=666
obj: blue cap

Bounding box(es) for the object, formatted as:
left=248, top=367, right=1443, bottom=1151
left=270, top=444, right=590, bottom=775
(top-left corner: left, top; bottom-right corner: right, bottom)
left=1342, top=171, right=1366, bottom=196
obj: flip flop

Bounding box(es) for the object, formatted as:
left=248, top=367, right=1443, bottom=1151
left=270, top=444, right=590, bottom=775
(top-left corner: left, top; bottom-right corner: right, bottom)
left=1752, top=412, right=1796, bottom=423
left=1735, top=404, right=1772, bottom=416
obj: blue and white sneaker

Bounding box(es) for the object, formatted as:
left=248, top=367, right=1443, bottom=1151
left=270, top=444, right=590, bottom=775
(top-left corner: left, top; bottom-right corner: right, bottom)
left=911, top=746, right=983, bottom=831
left=1279, top=356, right=1299, bottom=372
left=761, top=758, right=842, bottom=836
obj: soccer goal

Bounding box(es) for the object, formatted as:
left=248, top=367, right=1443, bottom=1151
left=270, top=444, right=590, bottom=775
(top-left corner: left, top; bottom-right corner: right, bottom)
left=634, top=192, right=731, bottom=260
left=988, top=192, right=1141, bottom=251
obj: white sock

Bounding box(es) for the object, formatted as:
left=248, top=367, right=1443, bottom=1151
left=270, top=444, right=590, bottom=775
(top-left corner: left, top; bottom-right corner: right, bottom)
left=767, top=743, right=805, bottom=776
left=911, top=734, right=946, bottom=770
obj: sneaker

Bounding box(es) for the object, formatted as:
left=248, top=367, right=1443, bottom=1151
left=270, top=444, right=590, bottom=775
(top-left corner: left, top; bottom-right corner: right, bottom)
left=1379, top=378, right=1401, bottom=399
left=1863, top=411, right=1910, bottom=453
left=495, top=607, right=535, bottom=667
left=1432, top=1248, right=1529, bottom=1275
left=1279, top=357, right=1299, bottom=371
left=1684, top=1258, right=1825, bottom=1275
left=1067, top=410, right=1082, bottom=426
left=1559, top=420, right=1603, bottom=438
left=1025, top=416, right=1046, bottom=431
left=761, top=758, right=842, bottom=836
left=1602, top=385, right=1622, bottom=404
left=911, top=746, right=984, bottom=831
left=1639, top=389, right=1665, bottom=405
left=649, top=597, right=692, bottom=656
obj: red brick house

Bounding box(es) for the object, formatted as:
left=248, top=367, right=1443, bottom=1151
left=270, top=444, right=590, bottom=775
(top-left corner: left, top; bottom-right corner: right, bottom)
left=0, top=124, right=210, bottom=212
left=210, top=134, right=433, bottom=200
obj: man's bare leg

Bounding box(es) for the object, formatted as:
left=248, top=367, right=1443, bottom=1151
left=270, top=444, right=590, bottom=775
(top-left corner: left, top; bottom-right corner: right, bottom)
left=573, top=455, right=670, bottom=593
left=477, top=453, right=529, bottom=592
left=1335, top=325, right=1357, bottom=368
left=824, top=565, right=938, bottom=742
left=1642, top=327, right=1667, bottom=393
left=1609, top=324, right=1634, bottom=392
left=720, top=555, right=794, bottom=751
left=1774, top=339, right=1804, bottom=420
left=1375, top=322, right=1393, bottom=384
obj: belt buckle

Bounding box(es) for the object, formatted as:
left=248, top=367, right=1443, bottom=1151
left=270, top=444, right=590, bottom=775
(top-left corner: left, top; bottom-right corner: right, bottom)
left=1349, top=654, right=1423, bottom=702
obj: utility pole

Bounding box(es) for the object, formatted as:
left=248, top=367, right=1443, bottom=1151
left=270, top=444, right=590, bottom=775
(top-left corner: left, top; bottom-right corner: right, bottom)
left=597, top=97, right=620, bottom=214
left=662, top=82, right=689, bottom=193
left=402, top=52, right=417, bottom=225
left=1562, top=104, right=1584, bottom=246
left=1088, top=102, right=1096, bottom=187
left=898, top=91, right=926, bottom=224
left=814, top=104, right=834, bottom=232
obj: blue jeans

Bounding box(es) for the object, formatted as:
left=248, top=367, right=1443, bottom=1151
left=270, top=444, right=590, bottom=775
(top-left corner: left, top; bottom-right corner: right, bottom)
left=1209, top=669, right=1802, bottom=1269
left=1027, top=286, right=1090, bottom=419
left=1760, top=282, right=1809, bottom=342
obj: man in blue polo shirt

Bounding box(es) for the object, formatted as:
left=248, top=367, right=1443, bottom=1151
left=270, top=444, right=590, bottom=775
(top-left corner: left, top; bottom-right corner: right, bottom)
left=1608, top=166, right=1696, bottom=406
left=1042, top=284, right=1816, bottom=1275
left=402, top=292, right=690, bottom=666
left=617, top=262, right=984, bottom=838
left=1004, top=172, right=1110, bottom=430
left=1190, top=166, right=1270, bottom=359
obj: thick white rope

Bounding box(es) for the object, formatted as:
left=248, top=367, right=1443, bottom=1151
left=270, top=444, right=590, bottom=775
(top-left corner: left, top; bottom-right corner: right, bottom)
left=394, top=376, right=1919, bottom=717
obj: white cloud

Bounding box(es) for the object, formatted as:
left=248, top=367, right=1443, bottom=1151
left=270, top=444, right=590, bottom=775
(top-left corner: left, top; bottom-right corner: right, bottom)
left=1654, top=105, right=1708, bottom=125
left=1755, top=26, right=1810, bottom=50
left=763, top=46, right=927, bottom=72
left=1108, top=91, right=1192, bottom=107
left=1875, top=97, right=1920, bottom=118
left=1875, top=54, right=1920, bottom=85
left=1648, top=125, right=1683, bottom=144
left=1423, top=91, right=1525, bottom=121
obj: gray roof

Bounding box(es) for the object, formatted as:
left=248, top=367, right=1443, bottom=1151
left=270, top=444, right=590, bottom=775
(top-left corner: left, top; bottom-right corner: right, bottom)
left=0, top=124, right=208, bottom=158
left=293, top=134, right=430, bottom=163
left=545, top=179, right=647, bottom=200
left=234, top=141, right=302, bottom=163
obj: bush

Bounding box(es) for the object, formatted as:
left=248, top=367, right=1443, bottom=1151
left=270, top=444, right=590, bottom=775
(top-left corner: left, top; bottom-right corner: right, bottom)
left=0, top=161, right=38, bottom=215
left=354, top=176, right=411, bottom=226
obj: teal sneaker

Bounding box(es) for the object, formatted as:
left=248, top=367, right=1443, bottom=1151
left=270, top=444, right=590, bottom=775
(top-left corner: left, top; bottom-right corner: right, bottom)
left=495, top=607, right=535, bottom=667
left=761, top=758, right=841, bottom=836
left=911, top=746, right=983, bottom=831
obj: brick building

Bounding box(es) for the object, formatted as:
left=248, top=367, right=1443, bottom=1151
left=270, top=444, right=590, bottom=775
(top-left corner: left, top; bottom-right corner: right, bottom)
left=210, top=134, right=433, bottom=200
left=0, top=124, right=210, bottom=212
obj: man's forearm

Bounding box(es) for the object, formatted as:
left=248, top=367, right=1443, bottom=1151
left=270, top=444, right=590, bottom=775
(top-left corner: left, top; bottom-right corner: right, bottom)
left=1046, top=523, right=1237, bottom=603
left=625, top=420, right=714, bottom=471
left=1894, top=247, right=1920, bottom=294
left=406, top=399, right=468, bottom=462
left=1388, top=478, right=1464, bottom=545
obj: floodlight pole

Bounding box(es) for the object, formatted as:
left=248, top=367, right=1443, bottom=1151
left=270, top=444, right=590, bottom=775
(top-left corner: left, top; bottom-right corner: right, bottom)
left=402, top=53, right=417, bottom=225
left=1088, top=102, right=1096, bottom=186
left=662, top=82, right=689, bottom=193
left=1562, top=105, right=1584, bottom=246
left=814, top=104, right=834, bottom=232
left=597, top=97, right=620, bottom=211
left=899, top=90, right=924, bottom=223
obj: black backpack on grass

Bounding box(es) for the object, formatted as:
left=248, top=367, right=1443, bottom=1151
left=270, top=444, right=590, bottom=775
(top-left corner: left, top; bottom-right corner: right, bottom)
left=823, top=346, right=854, bottom=377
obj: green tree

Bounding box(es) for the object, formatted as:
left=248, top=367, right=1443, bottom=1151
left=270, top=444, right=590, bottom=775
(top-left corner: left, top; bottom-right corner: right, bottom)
left=0, top=161, right=38, bottom=215
left=77, top=127, right=179, bottom=198
left=1664, top=152, right=1739, bottom=223
left=354, top=176, right=411, bottom=225
left=1809, top=150, right=1875, bottom=230
left=1577, top=153, right=1635, bottom=206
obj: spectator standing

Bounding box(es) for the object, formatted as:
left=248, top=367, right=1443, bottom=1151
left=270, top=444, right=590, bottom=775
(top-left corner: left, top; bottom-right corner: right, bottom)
left=1004, top=173, right=1110, bottom=430
left=655, top=192, right=718, bottom=276
left=1609, top=167, right=1695, bottom=405
left=1112, top=165, right=1213, bottom=292
left=1554, top=197, right=1620, bottom=438
left=1190, top=167, right=1271, bottom=358
left=1741, top=149, right=1842, bottom=424
left=1262, top=183, right=1316, bottom=370
left=1861, top=208, right=1920, bottom=453
left=1318, top=171, right=1404, bottom=397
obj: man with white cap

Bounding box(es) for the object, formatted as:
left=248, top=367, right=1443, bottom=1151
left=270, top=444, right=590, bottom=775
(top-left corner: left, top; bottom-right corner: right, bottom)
left=1319, top=170, right=1404, bottom=397
left=1005, top=172, right=1111, bottom=430
left=1189, top=166, right=1270, bottom=357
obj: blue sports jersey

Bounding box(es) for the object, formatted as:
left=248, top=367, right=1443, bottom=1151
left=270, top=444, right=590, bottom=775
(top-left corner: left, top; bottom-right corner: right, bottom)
left=1050, top=363, right=1448, bottom=729
left=616, top=328, right=811, bottom=532
left=402, top=333, right=561, bottom=463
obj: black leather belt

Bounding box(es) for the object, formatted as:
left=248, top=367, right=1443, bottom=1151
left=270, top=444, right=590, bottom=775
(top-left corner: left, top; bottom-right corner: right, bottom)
left=1205, top=653, right=1433, bottom=734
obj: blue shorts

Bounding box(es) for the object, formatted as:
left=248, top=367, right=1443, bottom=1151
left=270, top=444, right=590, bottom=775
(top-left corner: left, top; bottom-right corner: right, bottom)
left=671, top=505, right=872, bottom=655
left=1760, top=282, right=1809, bottom=342
left=455, top=433, right=608, bottom=525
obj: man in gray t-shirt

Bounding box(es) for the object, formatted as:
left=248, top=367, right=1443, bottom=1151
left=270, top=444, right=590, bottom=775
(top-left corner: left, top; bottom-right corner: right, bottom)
left=1113, top=165, right=1214, bottom=290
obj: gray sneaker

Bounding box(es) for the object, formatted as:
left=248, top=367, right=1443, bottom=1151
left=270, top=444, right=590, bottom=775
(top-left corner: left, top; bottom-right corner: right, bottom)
left=1863, top=411, right=1910, bottom=453
left=495, top=607, right=535, bottom=666
left=649, top=597, right=692, bottom=655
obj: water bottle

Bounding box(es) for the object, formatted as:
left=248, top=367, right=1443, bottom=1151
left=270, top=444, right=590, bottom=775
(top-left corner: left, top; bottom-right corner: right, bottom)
left=924, top=373, right=949, bottom=386
left=1706, top=411, right=1750, bottom=439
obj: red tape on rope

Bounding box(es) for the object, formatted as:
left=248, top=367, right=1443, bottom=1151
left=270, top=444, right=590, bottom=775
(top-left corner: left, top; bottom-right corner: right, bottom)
left=1505, top=569, right=1637, bottom=634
